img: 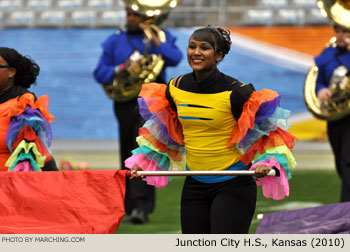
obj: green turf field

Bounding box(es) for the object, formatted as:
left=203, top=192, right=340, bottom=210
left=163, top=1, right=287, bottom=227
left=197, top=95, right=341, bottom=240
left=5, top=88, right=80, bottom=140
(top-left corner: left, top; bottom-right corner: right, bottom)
left=116, top=169, right=341, bottom=234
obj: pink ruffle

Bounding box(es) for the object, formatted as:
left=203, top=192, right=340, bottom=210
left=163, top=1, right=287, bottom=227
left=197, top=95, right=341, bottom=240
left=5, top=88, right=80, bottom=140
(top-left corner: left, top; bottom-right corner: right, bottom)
left=13, top=161, right=33, bottom=172
left=249, top=159, right=289, bottom=200
left=124, top=154, right=168, bottom=188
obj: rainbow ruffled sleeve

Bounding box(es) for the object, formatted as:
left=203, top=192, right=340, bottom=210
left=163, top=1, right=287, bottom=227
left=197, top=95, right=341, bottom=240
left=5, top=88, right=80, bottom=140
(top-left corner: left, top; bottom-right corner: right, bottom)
left=5, top=93, right=55, bottom=172
left=228, top=89, right=297, bottom=200
left=124, top=83, right=185, bottom=187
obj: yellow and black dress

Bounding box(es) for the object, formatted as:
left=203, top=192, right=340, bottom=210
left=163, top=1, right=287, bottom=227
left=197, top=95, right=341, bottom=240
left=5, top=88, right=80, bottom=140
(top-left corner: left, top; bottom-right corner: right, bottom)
left=125, top=68, right=296, bottom=200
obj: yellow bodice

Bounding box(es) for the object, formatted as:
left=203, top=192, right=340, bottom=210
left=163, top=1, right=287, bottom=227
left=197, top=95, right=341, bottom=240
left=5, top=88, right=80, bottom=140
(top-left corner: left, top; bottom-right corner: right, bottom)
left=169, top=84, right=242, bottom=171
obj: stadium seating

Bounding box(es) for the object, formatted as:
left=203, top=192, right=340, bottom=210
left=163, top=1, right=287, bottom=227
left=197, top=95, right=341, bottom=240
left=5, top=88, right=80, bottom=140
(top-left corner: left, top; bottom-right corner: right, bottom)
left=57, top=0, right=83, bottom=9
left=274, top=9, right=305, bottom=25
left=241, top=9, right=273, bottom=25
left=27, top=0, right=52, bottom=10
left=0, top=0, right=23, bottom=10
left=6, top=10, right=35, bottom=27
left=0, top=0, right=329, bottom=28
left=97, top=10, right=125, bottom=27
left=71, top=10, right=96, bottom=27
left=259, top=0, right=288, bottom=8
left=305, top=7, right=329, bottom=25
left=292, top=0, right=317, bottom=8
left=36, top=10, right=66, bottom=27
left=87, top=0, right=115, bottom=9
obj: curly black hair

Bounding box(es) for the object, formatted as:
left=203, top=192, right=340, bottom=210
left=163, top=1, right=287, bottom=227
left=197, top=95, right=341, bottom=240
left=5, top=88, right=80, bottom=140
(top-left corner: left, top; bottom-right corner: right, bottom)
left=190, top=25, right=232, bottom=60
left=0, top=47, right=40, bottom=88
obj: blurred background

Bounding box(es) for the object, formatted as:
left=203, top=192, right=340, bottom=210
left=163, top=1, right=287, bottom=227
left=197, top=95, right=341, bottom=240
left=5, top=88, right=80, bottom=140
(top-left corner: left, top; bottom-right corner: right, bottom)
left=0, top=0, right=341, bottom=233
left=0, top=0, right=331, bottom=141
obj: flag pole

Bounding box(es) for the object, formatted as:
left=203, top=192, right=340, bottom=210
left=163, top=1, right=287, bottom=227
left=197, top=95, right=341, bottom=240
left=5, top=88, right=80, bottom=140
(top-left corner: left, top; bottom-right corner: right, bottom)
left=135, top=169, right=277, bottom=176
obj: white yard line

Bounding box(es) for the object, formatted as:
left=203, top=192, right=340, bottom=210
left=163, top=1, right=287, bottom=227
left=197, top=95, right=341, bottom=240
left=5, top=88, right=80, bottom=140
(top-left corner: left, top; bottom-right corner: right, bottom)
left=230, top=31, right=314, bottom=73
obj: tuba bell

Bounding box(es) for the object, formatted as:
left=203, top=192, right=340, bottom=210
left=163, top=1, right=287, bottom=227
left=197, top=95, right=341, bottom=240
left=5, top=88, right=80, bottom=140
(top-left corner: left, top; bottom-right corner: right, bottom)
left=102, top=0, right=180, bottom=103
left=304, top=0, right=350, bottom=121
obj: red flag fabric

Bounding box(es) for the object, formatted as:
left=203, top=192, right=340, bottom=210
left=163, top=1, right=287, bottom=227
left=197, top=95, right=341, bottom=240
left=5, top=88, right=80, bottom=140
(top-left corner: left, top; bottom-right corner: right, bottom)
left=0, top=170, right=129, bottom=234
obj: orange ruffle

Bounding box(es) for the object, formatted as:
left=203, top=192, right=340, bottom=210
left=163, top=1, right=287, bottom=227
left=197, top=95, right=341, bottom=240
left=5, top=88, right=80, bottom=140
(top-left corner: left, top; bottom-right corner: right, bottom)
left=8, top=93, right=54, bottom=123
left=227, top=89, right=279, bottom=146
left=139, top=83, right=184, bottom=145
left=240, top=128, right=297, bottom=165
left=139, top=127, right=182, bottom=161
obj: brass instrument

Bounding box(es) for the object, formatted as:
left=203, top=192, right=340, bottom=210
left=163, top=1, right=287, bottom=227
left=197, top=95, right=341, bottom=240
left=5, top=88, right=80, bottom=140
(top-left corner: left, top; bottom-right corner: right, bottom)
left=103, top=0, right=180, bottom=103
left=304, top=0, right=350, bottom=121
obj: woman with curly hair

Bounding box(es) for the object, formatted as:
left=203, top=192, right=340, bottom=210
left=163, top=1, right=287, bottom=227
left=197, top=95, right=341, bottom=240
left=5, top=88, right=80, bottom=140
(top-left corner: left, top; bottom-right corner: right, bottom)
left=126, top=26, right=297, bottom=233
left=0, top=47, right=57, bottom=171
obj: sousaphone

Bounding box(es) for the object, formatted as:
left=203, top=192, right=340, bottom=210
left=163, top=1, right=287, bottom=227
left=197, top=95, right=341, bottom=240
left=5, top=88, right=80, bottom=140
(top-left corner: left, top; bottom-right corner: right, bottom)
left=304, top=0, right=350, bottom=121
left=103, top=0, right=180, bottom=103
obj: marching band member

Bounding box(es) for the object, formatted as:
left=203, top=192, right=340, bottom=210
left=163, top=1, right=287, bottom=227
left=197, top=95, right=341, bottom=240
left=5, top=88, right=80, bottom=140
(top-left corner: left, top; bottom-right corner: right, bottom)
left=126, top=26, right=297, bottom=233
left=315, top=24, right=350, bottom=202
left=93, top=6, right=182, bottom=224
